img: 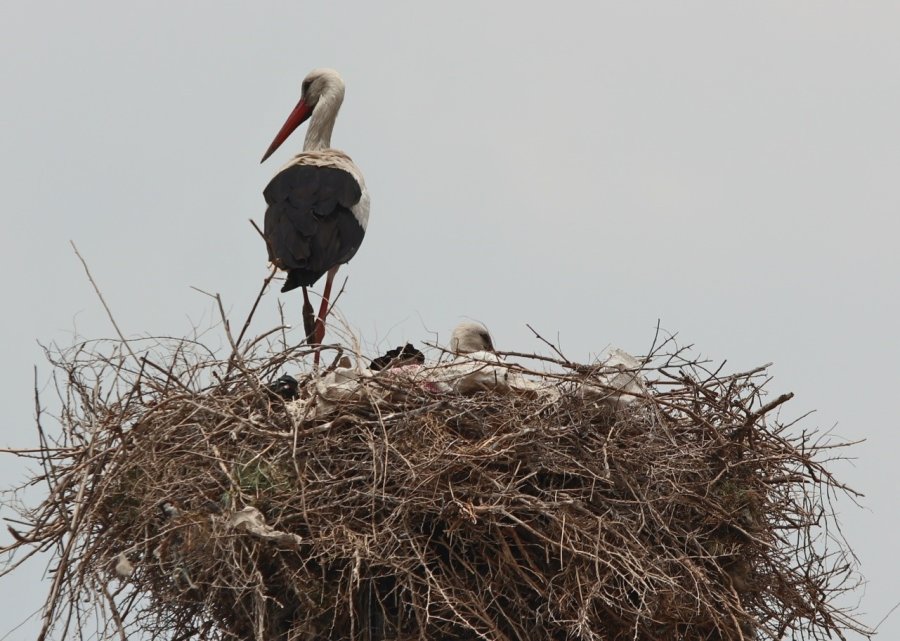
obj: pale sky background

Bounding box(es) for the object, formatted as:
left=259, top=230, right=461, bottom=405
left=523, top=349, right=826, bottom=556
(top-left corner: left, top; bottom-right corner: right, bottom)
left=1, top=2, right=898, bottom=639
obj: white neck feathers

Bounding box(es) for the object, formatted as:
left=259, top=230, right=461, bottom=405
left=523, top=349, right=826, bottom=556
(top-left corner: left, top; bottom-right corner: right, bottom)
left=303, top=84, right=344, bottom=152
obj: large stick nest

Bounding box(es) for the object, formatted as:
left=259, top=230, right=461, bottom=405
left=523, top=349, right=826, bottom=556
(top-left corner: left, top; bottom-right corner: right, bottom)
left=2, top=322, right=868, bottom=641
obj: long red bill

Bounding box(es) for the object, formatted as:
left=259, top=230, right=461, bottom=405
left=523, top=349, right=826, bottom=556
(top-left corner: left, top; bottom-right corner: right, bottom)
left=260, top=98, right=313, bottom=163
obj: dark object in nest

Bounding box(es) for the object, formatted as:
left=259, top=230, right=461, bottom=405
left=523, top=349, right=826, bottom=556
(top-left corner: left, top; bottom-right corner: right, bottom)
left=369, top=343, right=425, bottom=371
left=266, top=373, right=299, bottom=400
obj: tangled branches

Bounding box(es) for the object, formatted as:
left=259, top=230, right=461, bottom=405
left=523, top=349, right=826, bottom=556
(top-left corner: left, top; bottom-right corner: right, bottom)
left=1, top=324, right=869, bottom=641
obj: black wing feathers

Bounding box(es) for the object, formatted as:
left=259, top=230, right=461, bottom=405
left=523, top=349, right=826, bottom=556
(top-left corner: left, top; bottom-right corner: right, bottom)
left=263, top=164, right=365, bottom=292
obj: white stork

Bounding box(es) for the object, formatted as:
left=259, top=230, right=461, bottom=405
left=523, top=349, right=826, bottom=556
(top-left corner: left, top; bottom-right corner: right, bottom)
left=450, top=321, right=495, bottom=355
left=260, top=68, right=370, bottom=359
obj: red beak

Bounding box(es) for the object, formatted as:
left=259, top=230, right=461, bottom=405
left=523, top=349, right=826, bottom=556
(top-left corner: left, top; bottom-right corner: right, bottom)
left=260, top=98, right=314, bottom=163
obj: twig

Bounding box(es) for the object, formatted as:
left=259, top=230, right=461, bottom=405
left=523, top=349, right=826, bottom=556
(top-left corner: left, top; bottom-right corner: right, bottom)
left=70, top=242, right=139, bottom=367
left=225, top=267, right=278, bottom=377
left=526, top=323, right=570, bottom=363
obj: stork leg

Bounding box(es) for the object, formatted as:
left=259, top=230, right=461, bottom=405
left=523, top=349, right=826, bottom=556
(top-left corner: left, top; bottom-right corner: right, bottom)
left=301, top=287, right=316, bottom=345
left=312, top=266, right=340, bottom=365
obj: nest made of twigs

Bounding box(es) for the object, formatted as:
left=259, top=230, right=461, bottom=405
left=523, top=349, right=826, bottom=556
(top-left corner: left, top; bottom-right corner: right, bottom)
left=2, top=327, right=869, bottom=641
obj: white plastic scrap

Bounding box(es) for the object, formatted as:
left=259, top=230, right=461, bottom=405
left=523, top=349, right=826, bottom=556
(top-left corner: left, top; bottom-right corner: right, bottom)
left=286, top=365, right=380, bottom=421
left=579, top=348, right=647, bottom=410
left=114, top=552, right=134, bottom=577
left=316, top=366, right=374, bottom=402
left=286, top=354, right=518, bottom=420
left=227, top=506, right=303, bottom=548
left=283, top=346, right=641, bottom=420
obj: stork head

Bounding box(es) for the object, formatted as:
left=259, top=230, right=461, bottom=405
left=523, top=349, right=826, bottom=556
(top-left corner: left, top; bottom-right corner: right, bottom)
left=450, top=321, right=495, bottom=355
left=261, top=68, right=346, bottom=162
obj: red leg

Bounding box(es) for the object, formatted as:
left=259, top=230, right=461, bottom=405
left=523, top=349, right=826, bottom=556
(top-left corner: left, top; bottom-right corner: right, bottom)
left=301, top=287, right=316, bottom=344
left=312, top=266, right=340, bottom=365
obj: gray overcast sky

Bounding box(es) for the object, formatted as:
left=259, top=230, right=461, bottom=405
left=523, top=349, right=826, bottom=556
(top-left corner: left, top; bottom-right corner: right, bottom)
left=1, top=2, right=898, bottom=638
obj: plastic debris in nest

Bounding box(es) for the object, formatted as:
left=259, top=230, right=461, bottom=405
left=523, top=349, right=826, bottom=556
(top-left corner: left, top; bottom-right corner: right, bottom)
left=576, top=348, right=647, bottom=410
left=288, top=344, right=645, bottom=421
left=227, top=506, right=304, bottom=549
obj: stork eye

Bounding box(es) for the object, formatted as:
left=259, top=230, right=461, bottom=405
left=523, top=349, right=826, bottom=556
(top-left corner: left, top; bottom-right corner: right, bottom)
left=302, top=80, right=311, bottom=93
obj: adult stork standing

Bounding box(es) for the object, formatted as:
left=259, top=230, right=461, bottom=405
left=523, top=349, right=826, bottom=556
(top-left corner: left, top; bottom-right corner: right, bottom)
left=260, top=68, right=370, bottom=361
